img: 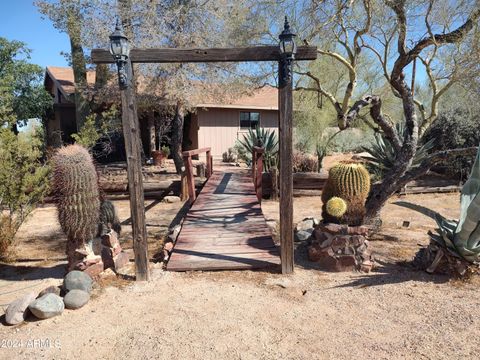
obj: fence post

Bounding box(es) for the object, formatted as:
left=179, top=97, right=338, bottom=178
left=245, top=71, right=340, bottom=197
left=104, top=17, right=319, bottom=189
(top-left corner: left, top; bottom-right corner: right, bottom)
left=183, top=154, right=195, bottom=203
left=253, top=146, right=264, bottom=203
left=206, top=149, right=212, bottom=178
left=180, top=171, right=188, bottom=201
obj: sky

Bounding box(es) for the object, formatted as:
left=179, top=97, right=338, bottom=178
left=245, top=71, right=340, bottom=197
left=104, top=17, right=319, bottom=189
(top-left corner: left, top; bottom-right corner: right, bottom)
left=0, top=0, right=70, bottom=69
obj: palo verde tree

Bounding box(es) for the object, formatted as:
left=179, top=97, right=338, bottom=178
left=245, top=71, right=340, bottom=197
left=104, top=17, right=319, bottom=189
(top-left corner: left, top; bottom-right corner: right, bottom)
left=264, top=0, right=480, bottom=221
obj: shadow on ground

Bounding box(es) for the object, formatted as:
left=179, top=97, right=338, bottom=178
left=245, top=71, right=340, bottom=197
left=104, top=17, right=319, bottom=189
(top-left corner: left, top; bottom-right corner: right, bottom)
left=0, top=263, right=65, bottom=282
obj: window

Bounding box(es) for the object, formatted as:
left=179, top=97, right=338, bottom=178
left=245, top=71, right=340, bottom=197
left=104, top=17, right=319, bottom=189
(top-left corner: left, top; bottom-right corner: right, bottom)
left=240, top=112, right=260, bottom=129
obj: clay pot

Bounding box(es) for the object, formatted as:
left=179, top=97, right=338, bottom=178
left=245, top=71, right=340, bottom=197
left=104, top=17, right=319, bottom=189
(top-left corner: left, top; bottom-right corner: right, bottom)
left=152, top=151, right=164, bottom=166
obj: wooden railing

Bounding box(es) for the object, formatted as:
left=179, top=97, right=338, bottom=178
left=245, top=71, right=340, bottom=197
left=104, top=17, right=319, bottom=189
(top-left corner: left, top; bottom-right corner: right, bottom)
left=252, top=146, right=264, bottom=203
left=181, top=147, right=212, bottom=204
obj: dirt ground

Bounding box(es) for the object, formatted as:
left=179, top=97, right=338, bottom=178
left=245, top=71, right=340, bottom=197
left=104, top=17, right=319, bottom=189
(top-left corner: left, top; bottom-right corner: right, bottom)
left=1, top=164, right=480, bottom=358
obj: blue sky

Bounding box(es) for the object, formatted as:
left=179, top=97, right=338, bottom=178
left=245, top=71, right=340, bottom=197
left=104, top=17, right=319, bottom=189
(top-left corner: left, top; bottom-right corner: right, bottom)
left=0, top=1, right=69, bottom=69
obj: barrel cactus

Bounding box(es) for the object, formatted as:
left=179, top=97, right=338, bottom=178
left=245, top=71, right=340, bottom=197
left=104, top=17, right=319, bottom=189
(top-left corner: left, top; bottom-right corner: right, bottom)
left=52, top=144, right=100, bottom=270
left=322, top=161, right=371, bottom=225
left=326, top=197, right=347, bottom=218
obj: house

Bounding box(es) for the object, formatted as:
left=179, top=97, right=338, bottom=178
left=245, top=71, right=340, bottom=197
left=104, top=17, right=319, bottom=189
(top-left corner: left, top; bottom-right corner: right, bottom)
left=44, top=66, right=279, bottom=157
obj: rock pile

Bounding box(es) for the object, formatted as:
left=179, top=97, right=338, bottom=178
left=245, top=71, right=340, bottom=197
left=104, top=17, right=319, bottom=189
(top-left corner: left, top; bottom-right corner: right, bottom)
left=308, top=223, right=375, bottom=272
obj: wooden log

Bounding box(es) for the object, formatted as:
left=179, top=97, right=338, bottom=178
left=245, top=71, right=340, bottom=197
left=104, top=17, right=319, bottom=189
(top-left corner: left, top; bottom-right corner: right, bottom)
left=91, top=46, right=317, bottom=64
left=182, top=147, right=211, bottom=157
left=271, top=167, right=279, bottom=201
left=181, top=172, right=188, bottom=201
left=120, top=59, right=149, bottom=281
left=278, top=60, right=294, bottom=275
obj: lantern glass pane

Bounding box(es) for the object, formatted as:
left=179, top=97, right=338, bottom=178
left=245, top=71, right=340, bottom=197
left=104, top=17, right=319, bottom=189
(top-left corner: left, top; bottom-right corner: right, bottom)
left=284, top=39, right=294, bottom=54
left=110, top=40, right=122, bottom=56
left=121, top=39, right=130, bottom=56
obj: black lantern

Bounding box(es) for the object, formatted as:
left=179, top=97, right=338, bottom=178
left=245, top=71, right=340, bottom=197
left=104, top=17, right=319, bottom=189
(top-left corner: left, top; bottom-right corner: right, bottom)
left=279, top=16, right=297, bottom=59
left=109, top=19, right=130, bottom=89
left=278, top=16, right=296, bottom=84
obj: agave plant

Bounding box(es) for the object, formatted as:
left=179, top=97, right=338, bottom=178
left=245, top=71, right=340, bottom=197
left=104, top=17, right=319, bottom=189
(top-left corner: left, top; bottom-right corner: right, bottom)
left=428, top=146, right=480, bottom=267
left=237, top=127, right=278, bottom=171
left=361, top=123, right=435, bottom=179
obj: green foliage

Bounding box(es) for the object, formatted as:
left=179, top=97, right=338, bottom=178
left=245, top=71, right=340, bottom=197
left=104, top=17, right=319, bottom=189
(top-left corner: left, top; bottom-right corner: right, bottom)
left=71, top=106, right=120, bottom=152
left=362, top=123, right=434, bottom=181
left=430, top=147, right=480, bottom=263
left=0, top=37, right=52, bottom=128
left=423, top=107, right=480, bottom=180
left=52, top=144, right=100, bottom=267
left=160, top=145, right=170, bottom=156
left=236, top=127, right=278, bottom=171
left=321, top=162, right=371, bottom=226
left=0, top=127, right=50, bottom=258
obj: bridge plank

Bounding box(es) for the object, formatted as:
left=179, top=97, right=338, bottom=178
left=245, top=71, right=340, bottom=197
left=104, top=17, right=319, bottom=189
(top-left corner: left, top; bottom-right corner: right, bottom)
left=167, top=168, right=280, bottom=272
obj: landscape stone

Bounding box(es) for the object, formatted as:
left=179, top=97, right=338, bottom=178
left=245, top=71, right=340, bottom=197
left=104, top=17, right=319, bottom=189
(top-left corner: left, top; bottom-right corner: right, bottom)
left=28, top=293, right=64, bottom=319
left=63, top=270, right=93, bottom=294
left=164, top=196, right=181, bottom=203
left=5, top=292, right=37, bottom=325
left=296, top=218, right=315, bottom=232
left=38, top=285, right=61, bottom=298
left=63, top=289, right=90, bottom=309
left=295, top=229, right=313, bottom=242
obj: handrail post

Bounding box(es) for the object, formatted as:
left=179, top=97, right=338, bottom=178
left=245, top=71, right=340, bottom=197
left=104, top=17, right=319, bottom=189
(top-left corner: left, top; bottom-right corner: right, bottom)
left=253, top=146, right=264, bottom=203
left=206, top=149, right=212, bottom=178
left=183, top=154, right=195, bottom=204
left=252, top=150, right=257, bottom=184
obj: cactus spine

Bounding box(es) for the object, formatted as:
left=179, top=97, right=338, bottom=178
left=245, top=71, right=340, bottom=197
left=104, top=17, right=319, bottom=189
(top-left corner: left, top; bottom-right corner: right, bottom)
left=322, top=161, right=371, bottom=225
left=52, top=144, right=100, bottom=269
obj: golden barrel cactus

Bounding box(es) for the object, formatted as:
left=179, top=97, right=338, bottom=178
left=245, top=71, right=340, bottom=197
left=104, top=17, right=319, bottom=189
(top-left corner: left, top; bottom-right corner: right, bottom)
left=322, top=161, right=371, bottom=225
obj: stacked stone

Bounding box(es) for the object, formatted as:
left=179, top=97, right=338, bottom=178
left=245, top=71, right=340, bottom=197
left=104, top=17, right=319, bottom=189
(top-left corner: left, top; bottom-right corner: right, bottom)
left=308, top=223, right=375, bottom=272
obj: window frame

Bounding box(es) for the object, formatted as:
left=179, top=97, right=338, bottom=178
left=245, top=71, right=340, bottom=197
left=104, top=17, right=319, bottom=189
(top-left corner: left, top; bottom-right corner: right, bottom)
left=239, top=111, right=261, bottom=130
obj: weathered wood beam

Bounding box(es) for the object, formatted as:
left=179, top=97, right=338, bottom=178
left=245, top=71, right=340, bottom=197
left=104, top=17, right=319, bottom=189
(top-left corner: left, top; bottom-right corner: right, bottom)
left=121, top=59, right=150, bottom=281
left=91, top=46, right=317, bottom=64
left=278, top=61, right=294, bottom=275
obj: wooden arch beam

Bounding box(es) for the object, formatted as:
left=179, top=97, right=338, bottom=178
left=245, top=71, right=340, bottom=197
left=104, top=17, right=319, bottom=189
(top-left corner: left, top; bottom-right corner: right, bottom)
left=91, top=45, right=317, bottom=64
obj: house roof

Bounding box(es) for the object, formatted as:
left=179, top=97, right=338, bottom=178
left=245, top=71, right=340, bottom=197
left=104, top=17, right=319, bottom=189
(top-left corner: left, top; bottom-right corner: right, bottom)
left=45, top=66, right=278, bottom=111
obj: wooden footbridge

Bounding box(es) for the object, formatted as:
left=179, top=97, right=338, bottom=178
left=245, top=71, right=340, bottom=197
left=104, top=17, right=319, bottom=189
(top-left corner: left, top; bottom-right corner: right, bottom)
left=167, top=148, right=280, bottom=271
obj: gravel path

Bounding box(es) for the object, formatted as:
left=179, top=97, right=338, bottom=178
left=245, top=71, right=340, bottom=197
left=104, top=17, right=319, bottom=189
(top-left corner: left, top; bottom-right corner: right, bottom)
left=1, top=266, right=479, bottom=360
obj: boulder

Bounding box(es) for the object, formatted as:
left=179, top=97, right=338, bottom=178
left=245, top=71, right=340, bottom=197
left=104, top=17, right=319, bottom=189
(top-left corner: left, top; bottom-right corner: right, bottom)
left=164, top=196, right=181, bottom=203
left=294, top=229, right=313, bottom=242
left=295, top=218, right=315, bottom=232
left=5, top=292, right=37, bottom=325
left=63, top=289, right=90, bottom=310
left=28, top=293, right=64, bottom=319
left=63, top=270, right=93, bottom=294
left=38, top=285, right=61, bottom=298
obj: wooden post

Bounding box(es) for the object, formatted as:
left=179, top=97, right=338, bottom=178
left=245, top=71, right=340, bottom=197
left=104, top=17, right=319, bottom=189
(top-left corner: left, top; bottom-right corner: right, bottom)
left=148, top=111, right=156, bottom=156
left=180, top=172, right=188, bottom=201
left=206, top=149, right=212, bottom=178
left=254, top=147, right=264, bottom=203
left=270, top=166, right=279, bottom=201
left=184, top=154, right=195, bottom=203
left=252, top=150, right=257, bottom=184
left=278, top=59, right=294, bottom=274
left=197, top=163, right=206, bottom=178
left=120, top=59, right=149, bottom=281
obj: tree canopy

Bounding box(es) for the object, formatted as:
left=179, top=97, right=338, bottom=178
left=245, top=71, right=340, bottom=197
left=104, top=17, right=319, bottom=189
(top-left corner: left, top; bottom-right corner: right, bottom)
left=0, top=37, right=52, bottom=130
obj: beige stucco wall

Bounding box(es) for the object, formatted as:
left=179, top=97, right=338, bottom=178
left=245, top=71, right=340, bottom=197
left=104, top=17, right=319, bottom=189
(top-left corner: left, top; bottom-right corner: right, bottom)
left=196, top=108, right=278, bottom=156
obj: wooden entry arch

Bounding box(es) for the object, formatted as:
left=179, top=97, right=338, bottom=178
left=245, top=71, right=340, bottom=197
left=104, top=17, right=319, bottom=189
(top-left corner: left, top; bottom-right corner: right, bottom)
left=91, top=36, right=317, bottom=279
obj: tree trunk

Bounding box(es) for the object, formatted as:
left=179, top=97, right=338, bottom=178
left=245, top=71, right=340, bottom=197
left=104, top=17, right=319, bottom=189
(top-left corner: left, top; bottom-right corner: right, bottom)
left=67, top=8, right=88, bottom=132
left=171, top=102, right=185, bottom=174
left=148, top=111, right=156, bottom=156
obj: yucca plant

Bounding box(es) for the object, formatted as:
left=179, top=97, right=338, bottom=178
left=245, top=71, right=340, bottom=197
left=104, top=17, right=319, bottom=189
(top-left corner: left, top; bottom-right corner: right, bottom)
left=237, top=127, right=278, bottom=171
left=415, top=146, right=480, bottom=276
left=361, top=123, right=435, bottom=180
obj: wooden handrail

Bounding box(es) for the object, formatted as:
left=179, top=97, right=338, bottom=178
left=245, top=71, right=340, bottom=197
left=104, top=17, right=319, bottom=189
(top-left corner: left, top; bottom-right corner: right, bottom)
left=252, top=146, right=264, bottom=203
left=181, top=147, right=213, bottom=203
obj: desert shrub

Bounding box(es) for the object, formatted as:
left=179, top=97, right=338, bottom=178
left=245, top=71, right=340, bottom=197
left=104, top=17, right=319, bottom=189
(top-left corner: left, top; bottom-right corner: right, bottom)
left=222, top=147, right=238, bottom=163
left=423, top=107, right=480, bottom=180
left=0, top=127, right=50, bottom=259
left=292, top=151, right=318, bottom=172
left=237, top=127, right=278, bottom=171
left=362, top=123, right=434, bottom=181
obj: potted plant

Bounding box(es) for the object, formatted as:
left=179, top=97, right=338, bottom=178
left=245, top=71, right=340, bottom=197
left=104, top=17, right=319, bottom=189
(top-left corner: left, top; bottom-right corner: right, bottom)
left=152, top=145, right=170, bottom=166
